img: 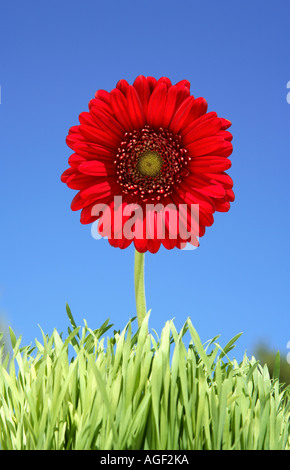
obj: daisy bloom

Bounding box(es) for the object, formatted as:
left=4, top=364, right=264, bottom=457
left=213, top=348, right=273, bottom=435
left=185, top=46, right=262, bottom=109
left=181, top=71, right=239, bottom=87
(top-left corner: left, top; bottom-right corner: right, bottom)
left=61, top=76, right=234, bottom=254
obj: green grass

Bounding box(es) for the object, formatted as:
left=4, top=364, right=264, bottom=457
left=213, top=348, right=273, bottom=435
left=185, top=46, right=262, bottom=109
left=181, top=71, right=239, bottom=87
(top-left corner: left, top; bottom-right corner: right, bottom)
left=0, top=305, right=289, bottom=450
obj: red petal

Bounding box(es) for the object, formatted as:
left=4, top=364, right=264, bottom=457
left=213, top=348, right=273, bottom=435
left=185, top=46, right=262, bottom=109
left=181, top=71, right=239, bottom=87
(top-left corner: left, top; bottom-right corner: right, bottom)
left=81, top=198, right=114, bottom=225
left=146, top=239, right=162, bottom=254
left=146, top=76, right=158, bottom=93
left=161, top=237, right=177, bottom=250
left=182, top=97, right=208, bottom=128
left=185, top=175, right=226, bottom=198
left=226, top=188, right=235, bottom=202
left=66, top=126, right=82, bottom=150
left=169, top=96, right=196, bottom=134
left=90, top=107, right=125, bottom=137
left=110, top=88, right=133, bottom=131
left=189, top=156, right=232, bottom=173
left=134, top=237, right=149, bottom=253
left=186, top=137, right=233, bottom=158
left=71, top=194, right=94, bottom=211
left=79, top=124, right=120, bottom=150
left=147, top=83, right=167, bottom=129
left=68, top=154, right=86, bottom=168
left=220, top=118, right=232, bottom=130
left=80, top=203, right=99, bottom=224
left=214, top=200, right=231, bottom=212
left=162, top=85, right=178, bottom=128
left=178, top=184, right=216, bottom=213
left=66, top=173, right=98, bottom=190
left=216, top=130, right=233, bottom=141
left=204, top=172, right=234, bottom=188
left=95, top=89, right=111, bottom=104
left=192, top=185, right=225, bottom=199
left=89, top=98, right=114, bottom=116
left=156, top=77, right=172, bottom=88
left=175, top=79, right=191, bottom=89
left=182, top=116, right=223, bottom=146
left=61, top=167, right=75, bottom=183
left=126, top=85, right=145, bottom=129
left=133, top=75, right=151, bottom=120
left=109, top=236, right=133, bottom=250
left=80, top=181, right=114, bottom=200
left=182, top=111, right=218, bottom=136
left=79, top=112, right=99, bottom=128
left=175, top=85, right=191, bottom=109
left=78, top=160, right=115, bottom=176
left=116, top=79, right=129, bottom=95
left=72, top=142, right=114, bottom=161
left=172, top=192, right=214, bottom=227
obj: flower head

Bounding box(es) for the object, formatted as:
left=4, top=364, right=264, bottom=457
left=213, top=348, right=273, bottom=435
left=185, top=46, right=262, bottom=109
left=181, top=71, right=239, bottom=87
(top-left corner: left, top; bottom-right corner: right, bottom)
left=61, top=76, right=234, bottom=253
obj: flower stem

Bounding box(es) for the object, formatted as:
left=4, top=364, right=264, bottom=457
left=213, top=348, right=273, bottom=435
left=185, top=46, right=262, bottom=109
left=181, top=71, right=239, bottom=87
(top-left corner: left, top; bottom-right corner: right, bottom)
left=134, top=249, right=147, bottom=328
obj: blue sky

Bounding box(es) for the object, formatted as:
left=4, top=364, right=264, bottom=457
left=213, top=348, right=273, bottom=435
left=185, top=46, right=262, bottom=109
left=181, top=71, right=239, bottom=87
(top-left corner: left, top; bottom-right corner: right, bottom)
left=0, top=0, right=289, bottom=362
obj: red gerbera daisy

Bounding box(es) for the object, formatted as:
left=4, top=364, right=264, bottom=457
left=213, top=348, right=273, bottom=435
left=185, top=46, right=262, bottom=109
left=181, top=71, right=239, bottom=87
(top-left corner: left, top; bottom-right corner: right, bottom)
left=61, top=76, right=234, bottom=253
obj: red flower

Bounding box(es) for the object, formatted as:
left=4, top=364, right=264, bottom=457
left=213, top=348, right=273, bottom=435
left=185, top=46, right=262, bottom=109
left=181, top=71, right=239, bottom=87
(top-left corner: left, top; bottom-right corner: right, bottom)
left=61, top=76, right=234, bottom=253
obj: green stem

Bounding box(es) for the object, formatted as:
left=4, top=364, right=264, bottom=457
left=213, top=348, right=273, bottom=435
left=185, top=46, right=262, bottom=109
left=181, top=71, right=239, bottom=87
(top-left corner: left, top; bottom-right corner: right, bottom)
left=134, top=249, right=147, bottom=328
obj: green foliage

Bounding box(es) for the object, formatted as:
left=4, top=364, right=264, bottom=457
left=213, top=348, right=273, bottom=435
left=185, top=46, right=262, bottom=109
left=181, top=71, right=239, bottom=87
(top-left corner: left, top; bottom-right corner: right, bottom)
left=0, top=307, right=289, bottom=450
left=254, top=342, right=290, bottom=388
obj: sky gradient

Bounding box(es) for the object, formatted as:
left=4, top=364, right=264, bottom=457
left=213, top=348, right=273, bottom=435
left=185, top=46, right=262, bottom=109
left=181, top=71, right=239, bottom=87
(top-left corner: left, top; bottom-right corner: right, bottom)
left=0, top=0, right=290, bottom=362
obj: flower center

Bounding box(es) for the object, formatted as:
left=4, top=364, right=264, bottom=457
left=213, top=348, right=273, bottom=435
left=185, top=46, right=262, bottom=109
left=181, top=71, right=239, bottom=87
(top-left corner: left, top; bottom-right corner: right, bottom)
left=115, top=125, right=190, bottom=201
left=137, top=151, right=163, bottom=177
